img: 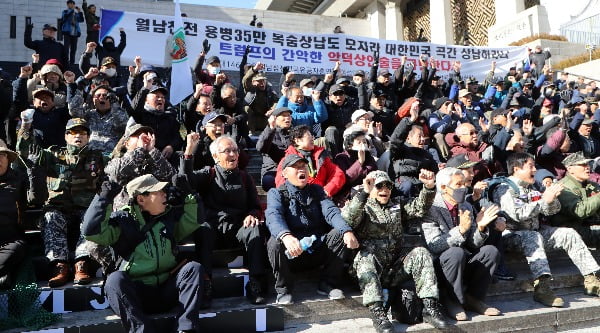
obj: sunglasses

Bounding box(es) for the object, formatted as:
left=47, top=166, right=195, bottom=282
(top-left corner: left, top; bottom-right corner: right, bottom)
left=375, top=182, right=393, bottom=190
left=66, top=129, right=88, bottom=135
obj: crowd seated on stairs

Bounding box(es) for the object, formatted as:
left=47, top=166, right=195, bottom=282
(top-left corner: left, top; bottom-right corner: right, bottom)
left=3, top=21, right=600, bottom=332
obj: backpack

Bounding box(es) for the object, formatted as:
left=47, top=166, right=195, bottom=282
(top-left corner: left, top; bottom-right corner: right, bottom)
left=479, top=175, right=519, bottom=209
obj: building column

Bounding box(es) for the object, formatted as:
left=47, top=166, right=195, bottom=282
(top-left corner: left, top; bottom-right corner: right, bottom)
left=385, top=1, right=404, bottom=41
left=366, top=1, right=386, bottom=39
left=495, top=0, right=525, bottom=23
left=430, top=0, right=454, bottom=44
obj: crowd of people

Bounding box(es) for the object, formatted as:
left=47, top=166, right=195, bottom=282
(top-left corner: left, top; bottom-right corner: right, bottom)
left=2, top=2, right=600, bottom=332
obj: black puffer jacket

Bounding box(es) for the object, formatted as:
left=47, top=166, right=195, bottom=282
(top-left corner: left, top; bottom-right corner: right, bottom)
left=256, top=126, right=291, bottom=178
left=130, top=88, right=183, bottom=152
left=0, top=168, right=28, bottom=243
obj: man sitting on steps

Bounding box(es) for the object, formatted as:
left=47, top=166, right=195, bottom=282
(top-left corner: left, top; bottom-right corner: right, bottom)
left=265, top=154, right=359, bottom=305
left=493, top=152, right=600, bottom=307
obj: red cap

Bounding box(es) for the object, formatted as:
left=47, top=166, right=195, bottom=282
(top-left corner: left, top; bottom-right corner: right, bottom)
left=45, top=58, right=64, bottom=71
left=542, top=98, right=553, bottom=107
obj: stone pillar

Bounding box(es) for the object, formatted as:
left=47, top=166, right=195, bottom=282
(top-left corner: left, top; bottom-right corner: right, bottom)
left=366, top=1, right=386, bottom=39
left=385, top=1, right=404, bottom=41
left=495, top=0, right=525, bottom=24
left=430, top=0, right=454, bottom=44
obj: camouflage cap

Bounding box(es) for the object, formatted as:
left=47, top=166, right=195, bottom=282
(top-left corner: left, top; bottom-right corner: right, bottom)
left=124, top=123, right=154, bottom=140
left=562, top=151, right=593, bottom=167
left=367, top=170, right=392, bottom=186
left=126, top=174, right=169, bottom=196
left=65, top=118, right=90, bottom=132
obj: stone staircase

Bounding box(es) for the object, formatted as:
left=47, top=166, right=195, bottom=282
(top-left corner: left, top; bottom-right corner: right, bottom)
left=4, top=148, right=600, bottom=332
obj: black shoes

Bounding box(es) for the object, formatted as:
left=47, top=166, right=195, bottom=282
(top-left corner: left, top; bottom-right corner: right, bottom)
left=369, top=302, right=394, bottom=333
left=422, top=298, right=451, bottom=329
left=245, top=276, right=267, bottom=305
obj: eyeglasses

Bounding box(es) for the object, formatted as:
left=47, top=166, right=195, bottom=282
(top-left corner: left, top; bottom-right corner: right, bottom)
left=459, top=131, right=477, bottom=136
left=375, top=182, right=393, bottom=190
left=218, top=148, right=239, bottom=155
left=94, top=93, right=109, bottom=98
left=331, top=91, right=344, bottom=96
left=66, top=129, right=88, bottom=135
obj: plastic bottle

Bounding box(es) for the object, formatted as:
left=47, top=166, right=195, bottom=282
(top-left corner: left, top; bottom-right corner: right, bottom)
left=285, top=235, right=318, bottom=259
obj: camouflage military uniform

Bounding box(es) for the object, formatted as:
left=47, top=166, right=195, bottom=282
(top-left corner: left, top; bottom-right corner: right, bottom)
left=342, top=185, right=437, bottom=305
left=18, top=134, right=108, bottom=263
left=68, top=93, right=129, bottom=154
left=494, top=176, right=600, bottom=278
left=551, top=173, right=600, bottom=247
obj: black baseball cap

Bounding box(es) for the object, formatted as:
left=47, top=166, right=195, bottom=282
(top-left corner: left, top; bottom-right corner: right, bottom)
left=281, top=154, right=308, bottom=169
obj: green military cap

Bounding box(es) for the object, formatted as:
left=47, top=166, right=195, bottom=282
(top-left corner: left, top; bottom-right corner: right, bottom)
left=367, top=170, right=392, bottom=186
left=562, top=151, right=593, bottom=167
left=65, top=118, right=90, bottom=133
left=126, top=174, right=169, bottom=196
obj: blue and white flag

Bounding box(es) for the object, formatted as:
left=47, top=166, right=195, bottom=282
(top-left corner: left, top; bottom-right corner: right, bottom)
left=168, top=0, right=193, bottom=105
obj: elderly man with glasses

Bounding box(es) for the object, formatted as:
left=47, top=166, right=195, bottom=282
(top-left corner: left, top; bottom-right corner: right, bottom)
left=180, top=134, right=267, bottom=307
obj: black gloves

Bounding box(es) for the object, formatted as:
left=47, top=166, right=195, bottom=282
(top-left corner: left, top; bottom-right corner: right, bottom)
left=202, top=39, right=211, bottom=54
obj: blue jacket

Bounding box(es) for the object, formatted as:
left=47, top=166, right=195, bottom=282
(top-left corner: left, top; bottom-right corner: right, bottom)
left=276, top=96, right=328, bottom=127
left=61, top=9, right=84, bottom=36
left=265, top=181, right=351, bottom=240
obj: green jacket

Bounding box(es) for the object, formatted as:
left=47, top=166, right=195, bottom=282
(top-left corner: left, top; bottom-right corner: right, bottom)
left=551, top=174, right=600, bottom=227
left=82, top=192, right=203, bottom=286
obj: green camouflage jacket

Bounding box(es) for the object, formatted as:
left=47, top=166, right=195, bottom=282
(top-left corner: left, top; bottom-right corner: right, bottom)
left=341, top=186, right=435, bottom=266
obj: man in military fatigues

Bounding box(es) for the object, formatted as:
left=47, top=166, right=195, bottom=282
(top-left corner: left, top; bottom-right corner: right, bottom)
left=342, top=170, right=449, bottom=332
left=493, top=152, right=600, bottom=307
left=18, top=118, right=107, bottom=287
left=551, top=151, right=600, bottom=247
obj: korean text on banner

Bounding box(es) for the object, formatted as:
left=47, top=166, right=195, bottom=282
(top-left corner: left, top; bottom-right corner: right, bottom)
left=100, top=9, right=528, bottom=82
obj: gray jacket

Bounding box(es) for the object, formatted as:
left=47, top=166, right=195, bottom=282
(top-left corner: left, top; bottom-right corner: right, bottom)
left=422, top=192, right=489, bottom=256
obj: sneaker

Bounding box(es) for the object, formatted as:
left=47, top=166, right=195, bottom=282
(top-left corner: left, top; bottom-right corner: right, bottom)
left=317, top=281, right=345, bottom=300
left=74, top=260, right=93, bottom=285
left=48, top=262, right=71, bottom=288
left=245, top=277, right=266, bottom=305
left=275, top=292, right=293, bottom=305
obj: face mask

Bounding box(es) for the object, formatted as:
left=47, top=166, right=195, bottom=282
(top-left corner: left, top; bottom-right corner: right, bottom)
left=302, top=87, right=313, bottom=97
left=103, top=68, right=117, bottom=77
left=209, top=67, right=221, bottom=75
left=449, top=186, right=468, bottom=203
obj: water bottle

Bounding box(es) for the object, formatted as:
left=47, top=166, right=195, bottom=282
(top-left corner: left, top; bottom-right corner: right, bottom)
left=285, top=235, right=317, bottom=259
left=382, top=288, right=389, bottom=309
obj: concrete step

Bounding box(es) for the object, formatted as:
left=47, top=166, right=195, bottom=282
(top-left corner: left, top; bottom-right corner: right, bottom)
left=275, top=252, right=597, bottom=328
left=6, top=302, right=284, bottom=333
left=35, top=267, right=251, bottom=314
left=275, top=288, right=600, bottom=332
